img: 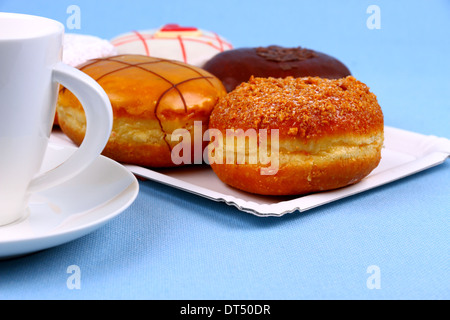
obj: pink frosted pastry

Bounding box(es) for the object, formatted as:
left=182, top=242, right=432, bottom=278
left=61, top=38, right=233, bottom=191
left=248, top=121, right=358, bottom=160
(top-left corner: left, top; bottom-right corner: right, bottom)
left=63, top=33, right=117, bottom=67
left=110, top=24, right=233, bottom=67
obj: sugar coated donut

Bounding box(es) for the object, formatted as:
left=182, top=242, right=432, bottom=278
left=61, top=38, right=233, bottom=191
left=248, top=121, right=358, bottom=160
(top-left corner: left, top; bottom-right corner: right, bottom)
left=203, top=45, right=351, bottom=92
left=63, top=33, right=117, bottom=67
left=57, top=54, right=227, bottom=167
left=208, top=76, right=384, bottom=196
left=110, top=24, right=233, bottom=67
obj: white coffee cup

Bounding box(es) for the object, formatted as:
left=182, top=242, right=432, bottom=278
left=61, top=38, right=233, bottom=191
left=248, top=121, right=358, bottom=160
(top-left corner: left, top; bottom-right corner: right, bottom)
left=0, top=13, right=113, bottom=226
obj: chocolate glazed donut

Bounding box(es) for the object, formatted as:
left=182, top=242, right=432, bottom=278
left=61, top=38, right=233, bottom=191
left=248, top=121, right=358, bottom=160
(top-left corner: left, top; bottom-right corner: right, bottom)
left=203, top=45, right=351, bottom=92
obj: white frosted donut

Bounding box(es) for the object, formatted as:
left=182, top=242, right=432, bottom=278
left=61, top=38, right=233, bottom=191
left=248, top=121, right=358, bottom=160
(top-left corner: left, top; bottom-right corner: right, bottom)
left=110, top=24, right=233, bottom=67
left=63, top=33, right=117, bottom=67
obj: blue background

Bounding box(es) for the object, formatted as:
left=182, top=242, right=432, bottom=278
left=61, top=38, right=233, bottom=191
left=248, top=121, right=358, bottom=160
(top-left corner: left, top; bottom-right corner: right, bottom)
left=0, top=0, right=449, bottom=300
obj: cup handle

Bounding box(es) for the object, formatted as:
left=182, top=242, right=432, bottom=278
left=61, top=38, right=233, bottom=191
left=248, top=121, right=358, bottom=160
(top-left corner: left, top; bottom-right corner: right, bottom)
left=27, top=62, right=113, bottom=193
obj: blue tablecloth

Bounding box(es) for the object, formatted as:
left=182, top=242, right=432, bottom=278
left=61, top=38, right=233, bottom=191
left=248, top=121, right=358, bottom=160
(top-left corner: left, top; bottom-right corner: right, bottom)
left=0, top=0, right=448, bottom=300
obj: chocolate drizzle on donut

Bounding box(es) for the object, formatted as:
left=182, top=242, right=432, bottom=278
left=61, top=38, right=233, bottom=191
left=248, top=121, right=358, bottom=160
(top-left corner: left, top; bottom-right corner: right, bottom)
left=63, top=55, right=217, bottom=153
left=256, top=45, right=317, bottom=62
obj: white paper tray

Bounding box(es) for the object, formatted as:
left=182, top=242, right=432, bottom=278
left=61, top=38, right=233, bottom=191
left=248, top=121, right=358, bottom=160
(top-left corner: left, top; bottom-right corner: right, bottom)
left=51, top=126, right=450, bottom=217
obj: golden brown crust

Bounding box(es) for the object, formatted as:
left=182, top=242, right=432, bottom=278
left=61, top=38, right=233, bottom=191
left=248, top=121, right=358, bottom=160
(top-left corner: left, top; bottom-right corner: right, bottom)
left=208, top=76, right=384, bottom=195
left=210, top=150, right=382, bottom=196
left=209, top=76, right=384, bottom=141
left=57, top=54, right=227, bottom=167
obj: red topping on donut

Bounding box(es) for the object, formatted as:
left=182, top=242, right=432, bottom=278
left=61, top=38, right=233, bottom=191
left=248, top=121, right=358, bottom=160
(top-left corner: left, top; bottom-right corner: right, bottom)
left=160, top=24, right=198, bottom=32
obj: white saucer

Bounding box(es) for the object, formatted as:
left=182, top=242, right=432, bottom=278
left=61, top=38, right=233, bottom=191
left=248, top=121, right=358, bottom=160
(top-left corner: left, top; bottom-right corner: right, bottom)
left=0, top=143, right=139, bottom=259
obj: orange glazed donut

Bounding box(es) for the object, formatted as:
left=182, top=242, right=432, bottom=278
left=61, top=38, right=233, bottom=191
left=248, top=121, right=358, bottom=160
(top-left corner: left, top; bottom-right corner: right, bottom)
left=57, top=54, right=227, bottom=167
left=208, top=76, right=384, bottom=196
